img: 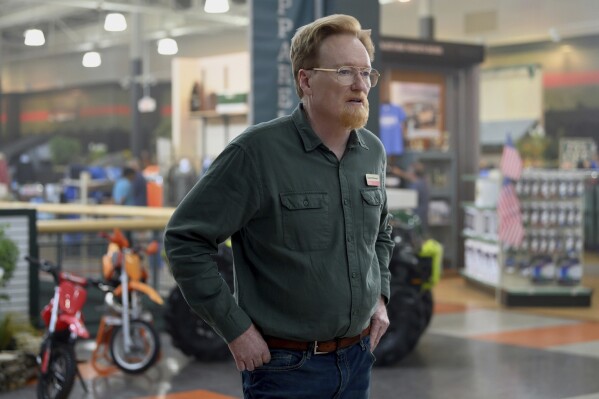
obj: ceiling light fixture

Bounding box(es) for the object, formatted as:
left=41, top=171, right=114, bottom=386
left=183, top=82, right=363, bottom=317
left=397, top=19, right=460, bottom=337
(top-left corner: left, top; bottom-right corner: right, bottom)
left=157, top=38, right=178, bottom=55
left=82, top=51, right=102, bottom=67
left=104, top=13, right=127, bottom=32
left=24, top=29, right=45, bottom=46
left=204, top=0, right=229, bottom=13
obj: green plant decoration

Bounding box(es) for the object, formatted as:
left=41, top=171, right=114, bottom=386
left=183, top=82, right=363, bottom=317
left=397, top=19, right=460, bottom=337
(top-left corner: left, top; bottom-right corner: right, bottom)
left=516, top=135, right=554, bottom=168
left=0, top=226, right=19, bottom=301
left=0, top=313, right=16, bottom=350
left=0, top=313, right=38, bottom=351
left=49, top=136, right=82, bottom=166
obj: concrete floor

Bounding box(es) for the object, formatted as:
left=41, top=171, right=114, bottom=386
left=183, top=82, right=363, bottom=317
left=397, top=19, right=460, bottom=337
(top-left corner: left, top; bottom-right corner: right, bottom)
left=3, top=284, right=599, bottom=399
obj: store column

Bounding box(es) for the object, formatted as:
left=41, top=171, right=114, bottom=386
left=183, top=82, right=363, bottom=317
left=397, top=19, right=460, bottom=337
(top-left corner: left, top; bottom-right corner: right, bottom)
left=0, top=38, right=3, bottom=146
left=130, top=4, right=143, bottom=159
left=250, top=0, right=379, bottom=133
left=419, top=0, right=435, bottom=40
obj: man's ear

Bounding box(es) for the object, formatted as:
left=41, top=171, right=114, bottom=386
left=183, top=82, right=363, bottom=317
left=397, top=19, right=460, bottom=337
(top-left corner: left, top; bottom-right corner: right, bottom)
left=298, top=69, right=312, bottom=96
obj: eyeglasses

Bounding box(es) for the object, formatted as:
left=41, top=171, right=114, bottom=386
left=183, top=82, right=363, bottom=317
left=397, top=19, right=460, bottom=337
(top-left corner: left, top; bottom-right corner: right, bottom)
left=309, top=66, right=380, bottom=88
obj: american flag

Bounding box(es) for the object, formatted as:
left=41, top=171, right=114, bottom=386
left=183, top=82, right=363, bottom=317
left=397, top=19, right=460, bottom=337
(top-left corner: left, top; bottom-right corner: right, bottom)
left=500, top=134, right=523, bottom=181
left=497, top=179, right=525, bottom=246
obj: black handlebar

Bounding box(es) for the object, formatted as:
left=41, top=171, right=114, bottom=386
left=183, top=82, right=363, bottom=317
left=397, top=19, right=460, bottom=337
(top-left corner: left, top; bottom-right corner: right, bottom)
left=87, top=277, right=113, bottom=292
left=26, top=256, right=110, bottom=290
left=26, top=256, right=60, bottom=284
left=25, top=256, right=56, bottom=271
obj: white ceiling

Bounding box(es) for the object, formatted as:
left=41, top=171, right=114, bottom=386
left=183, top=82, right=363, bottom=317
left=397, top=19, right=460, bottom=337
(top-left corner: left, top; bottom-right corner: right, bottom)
left=381, top=0, right=599, bottom=46
left=1, top=0, right=598, bottom=65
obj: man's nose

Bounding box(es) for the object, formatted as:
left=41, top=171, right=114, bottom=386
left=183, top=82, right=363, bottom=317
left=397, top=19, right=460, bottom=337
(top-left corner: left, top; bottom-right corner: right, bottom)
left=351, top=72, right=369, bottom=92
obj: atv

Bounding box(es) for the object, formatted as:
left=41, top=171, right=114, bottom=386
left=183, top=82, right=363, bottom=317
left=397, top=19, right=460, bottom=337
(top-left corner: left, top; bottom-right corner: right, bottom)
left=373, top=210, right=441, bottom=366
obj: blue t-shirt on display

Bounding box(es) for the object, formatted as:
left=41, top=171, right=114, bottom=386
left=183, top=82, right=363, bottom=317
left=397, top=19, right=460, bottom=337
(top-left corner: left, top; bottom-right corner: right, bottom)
left=380, top=103, right=406, bottom=155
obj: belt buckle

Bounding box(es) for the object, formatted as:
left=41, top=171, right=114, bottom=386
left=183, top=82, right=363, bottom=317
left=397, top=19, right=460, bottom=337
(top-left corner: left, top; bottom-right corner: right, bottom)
left=313, top=341, right=328, bottom=355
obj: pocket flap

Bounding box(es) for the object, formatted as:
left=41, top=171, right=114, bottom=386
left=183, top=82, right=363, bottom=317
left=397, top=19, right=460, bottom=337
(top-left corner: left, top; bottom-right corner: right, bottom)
left=361, top=188, right=382, bottom=206
left=280, top=192, right=326, bottom=210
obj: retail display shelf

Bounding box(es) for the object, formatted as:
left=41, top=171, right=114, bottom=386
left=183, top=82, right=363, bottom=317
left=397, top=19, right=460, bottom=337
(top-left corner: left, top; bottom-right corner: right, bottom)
left=461, top=169, right=593, bottom=307
left=429, top=222, right=451, bottom=227
left=461, top=201, right=496, bottom=211
left=461, top=230, right=498, bottom=244
left=387, top=188, right=418, bottom=210
left=460, top=270, right=497, bottom=295
left=430, top=188, right=452, bottom=198
left=404, top=150, right=452, bottom=161
left=461, top=269, right=594, bottom=307
left=461, top=174, right=479, bottom=182
left=396, top=147, right=458, bottom=268
left=499, top=286, right=593, bottom=307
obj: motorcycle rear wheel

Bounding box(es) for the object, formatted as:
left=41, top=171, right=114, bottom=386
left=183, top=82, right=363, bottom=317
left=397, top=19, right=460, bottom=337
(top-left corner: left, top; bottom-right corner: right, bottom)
left=37, top=342, right=77, bottom=399
left=109, top=319, right=160, bottom=374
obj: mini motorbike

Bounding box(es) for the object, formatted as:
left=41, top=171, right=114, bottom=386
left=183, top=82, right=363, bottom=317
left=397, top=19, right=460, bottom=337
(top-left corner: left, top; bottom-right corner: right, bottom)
left=91, top=229, right=163, bottom=375
left=27, top=256, right=105, bottom=399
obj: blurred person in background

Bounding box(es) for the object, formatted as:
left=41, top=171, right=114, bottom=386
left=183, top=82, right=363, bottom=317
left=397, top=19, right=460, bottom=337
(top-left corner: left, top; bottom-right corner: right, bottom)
left=128, top=159, right=148, bottom=206
left=112, top=167, right=136, bottom=206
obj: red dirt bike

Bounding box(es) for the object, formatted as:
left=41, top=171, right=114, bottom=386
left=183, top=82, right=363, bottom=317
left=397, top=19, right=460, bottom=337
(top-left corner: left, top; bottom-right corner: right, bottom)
left=27, top=256, right=106, bottom=399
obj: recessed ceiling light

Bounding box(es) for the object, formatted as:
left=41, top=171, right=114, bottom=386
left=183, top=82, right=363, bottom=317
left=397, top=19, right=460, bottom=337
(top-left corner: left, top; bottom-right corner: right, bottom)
left=24, top=29, right=45, bottom=46
left=158, top=38, right=178, bottom=55
left=104, top=13, right=127, bottom=32
left=82, top=51, right=102, bottom=67
left=204, top=0, right=229, bottom=13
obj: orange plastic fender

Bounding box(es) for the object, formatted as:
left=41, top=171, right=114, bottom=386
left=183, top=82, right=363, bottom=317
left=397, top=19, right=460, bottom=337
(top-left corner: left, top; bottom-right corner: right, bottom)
left=114, top=281, right=164, bottom=305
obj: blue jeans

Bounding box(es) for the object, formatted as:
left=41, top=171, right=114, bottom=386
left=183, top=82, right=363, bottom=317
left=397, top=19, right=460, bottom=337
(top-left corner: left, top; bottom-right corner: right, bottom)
left=242, top=336, right=375, bottom=399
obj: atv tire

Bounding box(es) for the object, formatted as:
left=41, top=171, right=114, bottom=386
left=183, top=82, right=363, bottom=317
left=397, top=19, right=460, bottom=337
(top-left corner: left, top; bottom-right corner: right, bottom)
left=164, top=286, right=231, bottom=362
left=373, top=284, right=431, bottom=367
left=164, top=243, right=234, bottom=362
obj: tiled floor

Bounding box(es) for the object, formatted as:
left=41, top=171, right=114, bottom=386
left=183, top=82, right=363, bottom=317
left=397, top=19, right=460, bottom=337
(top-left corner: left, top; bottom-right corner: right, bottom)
left=3, top=274, right=599, bottom=399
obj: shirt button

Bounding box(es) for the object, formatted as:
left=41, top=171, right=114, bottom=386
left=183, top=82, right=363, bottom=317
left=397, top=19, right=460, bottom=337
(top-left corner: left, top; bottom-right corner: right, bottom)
left=343, top=199, right=349, bottom=205
left=303, top=200, right=309, bottom=207
left=352, top=272, right=357, bottom=278
left=347, top=236, right=352, bottom=242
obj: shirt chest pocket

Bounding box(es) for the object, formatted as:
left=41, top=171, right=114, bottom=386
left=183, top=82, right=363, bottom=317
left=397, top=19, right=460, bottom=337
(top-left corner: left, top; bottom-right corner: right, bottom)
left=361, top=188, right=382, bottom=245
left=280, top=192, right=331, bottom=251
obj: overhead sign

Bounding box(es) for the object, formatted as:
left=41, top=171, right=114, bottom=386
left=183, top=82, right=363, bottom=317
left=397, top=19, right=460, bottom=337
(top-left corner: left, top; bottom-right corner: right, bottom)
left=250, top=0, right=315, bottom=124
left=381, top=36, right=485, bottom=67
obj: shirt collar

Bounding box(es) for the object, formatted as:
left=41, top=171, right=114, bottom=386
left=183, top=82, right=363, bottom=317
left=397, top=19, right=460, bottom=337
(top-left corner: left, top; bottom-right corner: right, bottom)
left=292, top=103, right=369, bottom=152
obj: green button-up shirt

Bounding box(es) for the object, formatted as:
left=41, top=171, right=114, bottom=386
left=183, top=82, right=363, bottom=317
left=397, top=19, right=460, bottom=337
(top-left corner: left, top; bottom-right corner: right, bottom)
left=164, top=104, right=394, bottom=343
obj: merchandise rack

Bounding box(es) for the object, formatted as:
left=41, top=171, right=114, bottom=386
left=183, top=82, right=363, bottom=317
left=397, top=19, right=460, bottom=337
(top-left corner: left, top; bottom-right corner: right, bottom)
left=462, top=169, right=593, bottom=307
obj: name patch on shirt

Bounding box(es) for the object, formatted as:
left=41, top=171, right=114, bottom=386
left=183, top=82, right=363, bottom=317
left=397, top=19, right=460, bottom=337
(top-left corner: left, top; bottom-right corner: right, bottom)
left=365, top=174, right=380, bottom=187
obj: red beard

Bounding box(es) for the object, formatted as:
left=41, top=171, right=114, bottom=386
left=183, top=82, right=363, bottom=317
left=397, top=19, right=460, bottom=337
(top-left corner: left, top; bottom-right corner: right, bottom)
left=340, top=98, right=369, bottom=130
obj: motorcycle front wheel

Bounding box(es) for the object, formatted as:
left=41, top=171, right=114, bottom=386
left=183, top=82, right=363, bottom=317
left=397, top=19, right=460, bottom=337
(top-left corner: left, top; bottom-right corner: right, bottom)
left=109, top=319, right=160, bottom=374
left=37, top=342, right=77, bottom=399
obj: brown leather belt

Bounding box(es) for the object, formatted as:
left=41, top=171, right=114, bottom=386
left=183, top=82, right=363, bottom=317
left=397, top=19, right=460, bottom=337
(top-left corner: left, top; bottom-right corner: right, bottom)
left=264, top=326, right=371, bottom=355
